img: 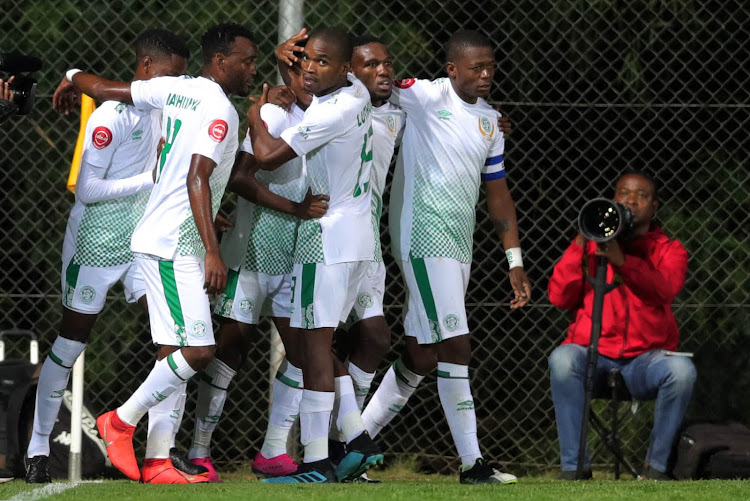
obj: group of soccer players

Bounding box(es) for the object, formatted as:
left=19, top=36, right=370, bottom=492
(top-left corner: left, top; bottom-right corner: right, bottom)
left=25, top=21, right=531, bottom=485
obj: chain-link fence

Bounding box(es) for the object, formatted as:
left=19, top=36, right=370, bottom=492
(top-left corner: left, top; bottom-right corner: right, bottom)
left=1, top=0, right=749, bottom=476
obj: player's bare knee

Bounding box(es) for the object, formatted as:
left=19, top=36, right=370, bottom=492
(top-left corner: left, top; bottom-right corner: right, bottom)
left=183, top=345, right=216, bottom=371
left=405, top=342, right=437, bottom=376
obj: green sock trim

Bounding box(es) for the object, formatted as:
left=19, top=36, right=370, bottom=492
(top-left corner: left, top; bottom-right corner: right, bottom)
left=48, top=350, right=73, bottom=369
left=167, top=353, right=186, bottom=381
left=436, top=370, right=469, bottom=379
left=197, top=370, right=228, bottom=391
left=393, top=360, right=419, bottom=388
left=275, top=370, right=302, bottom=389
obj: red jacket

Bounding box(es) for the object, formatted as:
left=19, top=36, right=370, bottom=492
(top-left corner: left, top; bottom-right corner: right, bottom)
left=548, top=226, right=688, bottom=359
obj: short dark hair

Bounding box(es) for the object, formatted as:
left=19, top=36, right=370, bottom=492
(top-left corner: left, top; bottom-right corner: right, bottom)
left=201, top=23, right=254, bottom=65
left=308, top=27, right=354, bottom=63
left=445, top=30, right=493, bottom=62
left=617, top=169, right=659, bottom=200
left=353, top=33, right=385, bottom=49
left=135, top=29, right=190, bottom=61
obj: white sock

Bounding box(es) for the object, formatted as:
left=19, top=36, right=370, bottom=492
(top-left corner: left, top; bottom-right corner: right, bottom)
left=261, top=359, right=303, bottom=459
left=437, top=362, right=481, bottom=468
left=361, top=358, right=423, bottom=438
left=146, top=380, right=184, bottom=459
left=169, top=382, right=187, bottom=449
left=188, top=357, right=236, bottom=459
left=118, top=351, right=197, bottom=427
left=299, top=389, right=334, bottom=463
left=334, top=376, right=365, bottom=444
left=27, top=336, right=86, bottom=457
left=347, top=361, right=375, bottom=410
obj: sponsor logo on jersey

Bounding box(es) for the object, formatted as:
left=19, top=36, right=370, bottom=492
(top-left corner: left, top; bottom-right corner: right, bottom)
left=79, top=286, right=96, bottom=303
left=132, top=129, right=143, bottom=141
left=438, top=110, right=453, bottom=121
left=208, top=119, right=228, bottom=142
left=92, top=126, right=113, bottom=149
left=394, top=78, right=415, bottom=89
left=192, top=320, right=208, bottom=337
left=478, top=116, right=495, bottom=138
left=357, top=292, right=374, bottom=309
left=444, top=313, right=460, bottom=331
left=238, top=297, right=254, bottom=314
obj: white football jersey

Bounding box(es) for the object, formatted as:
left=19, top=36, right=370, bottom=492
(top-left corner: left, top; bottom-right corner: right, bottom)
left=221, top=102, right=306, bottom=275
left=129, top=76, right=239, bottom=259
left=280, top=73, right=375, bottom=265
left=65, top=101, right=159, bottom=267
left=388, top=77, right=505, bottom=264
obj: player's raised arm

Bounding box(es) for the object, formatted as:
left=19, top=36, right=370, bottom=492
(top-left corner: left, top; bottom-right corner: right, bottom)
left=247, top=84, right=298, bottom=169
left=53, top=71, right=133, bottom=115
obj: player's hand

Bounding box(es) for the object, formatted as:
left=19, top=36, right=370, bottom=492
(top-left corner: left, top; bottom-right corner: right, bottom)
left=509, top=267, right=531, bottom=309
left=497, top=113, right=512, bottom=137
left=275, top=28, right=308, bottom=66
left=214, top=212, right=234, bottom=233
left=249, top=83, right=270, bottom=113
left=267, top=85, right=296, bottom=111
left=1, top=76, right=15, bottom=102
left=294, top=189, right=330, bottom=219
left=203, top=250, right=227, bottom=295
left=53, top=75, right=79, bottom=115
left=595, top=240, right=625, bottom=267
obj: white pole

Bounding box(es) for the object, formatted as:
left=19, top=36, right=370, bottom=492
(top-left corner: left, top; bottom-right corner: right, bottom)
left=276, top=0, right=305, bottom=86
left=68, top=350, right=85, bottom=481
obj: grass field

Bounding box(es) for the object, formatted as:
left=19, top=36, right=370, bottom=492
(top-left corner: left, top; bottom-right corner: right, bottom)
left=3, top=460, right=750, bottom=501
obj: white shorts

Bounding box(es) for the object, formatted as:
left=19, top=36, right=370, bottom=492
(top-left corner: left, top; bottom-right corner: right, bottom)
left=214, top=267, right=292, bottom=324
left=291, top=261, right=370, bottom=329
left=61, top=257, right=146, bottom=314
left=400, top=256, right=470, bottom=345
left=136, top=255, right=214, bottom=347
left=343, top=261, right=385, bottom=324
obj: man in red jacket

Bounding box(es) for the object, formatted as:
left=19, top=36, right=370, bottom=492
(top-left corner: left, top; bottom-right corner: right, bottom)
left=548, top=171, right=695, bottom=480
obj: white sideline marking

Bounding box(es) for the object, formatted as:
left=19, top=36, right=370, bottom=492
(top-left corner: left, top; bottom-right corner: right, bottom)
left=8, top=480, right=102, bottom=501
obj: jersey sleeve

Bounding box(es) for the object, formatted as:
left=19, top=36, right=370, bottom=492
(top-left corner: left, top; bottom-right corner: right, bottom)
left=130, top=76, right=180, bottom=111
left=388, top=78, right=432, bottom=113
left=481, top=112, right=506, bottom=182
left=81, top=104, right=127, bottom=169
left=239, top=103, right=288, bottom=154
left=192, top=101, right=238, bottom=163
left=279, top=103, right=343, bottom=156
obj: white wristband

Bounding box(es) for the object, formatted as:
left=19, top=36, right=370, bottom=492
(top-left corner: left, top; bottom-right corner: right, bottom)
left=505, top=247, right=524, bottom=269
left=66, top=69, right=82, bottom=83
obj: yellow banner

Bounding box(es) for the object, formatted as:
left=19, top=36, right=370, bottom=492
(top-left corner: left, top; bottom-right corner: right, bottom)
left=66, top=94, right=96, bottom=193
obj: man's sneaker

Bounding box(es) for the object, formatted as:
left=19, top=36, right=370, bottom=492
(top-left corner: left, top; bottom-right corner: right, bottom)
left=169, top=448, right=209, bottom=477
left=189, top=457, right=222, bottom=483
left=639, top=464, right=671, bottom=481
left=25, top=455, right=51, bottom=484
left=262, top=459, right=337, bottom=484
left=334, top=431, right=384, bottom=482
left=350, top=472, right=381, bottom=484
left=96, top=410, right=140, bottom=481
left=459, top=458, right=518, bottom=485
left=252, top=451, right=298, bottom=479
left=0, top=467, right=13, bottom=484
left=142, top=459, right=209, bottom=484
left=328, top=439, right=346, bottom=468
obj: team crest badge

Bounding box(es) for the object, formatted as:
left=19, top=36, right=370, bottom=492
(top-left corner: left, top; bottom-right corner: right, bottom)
left=79, top=286, right=96, bottom=304
left=478, top=117, right=494, bottom=138
left=357, top=292, right=374, bottom=309
left=386, top=114, right=397, bottom=134
left=444, top=313, right=460, bottom=331
left=192, top=320, right=208, bottom=337
left=238, top=297, right=254, bottom=314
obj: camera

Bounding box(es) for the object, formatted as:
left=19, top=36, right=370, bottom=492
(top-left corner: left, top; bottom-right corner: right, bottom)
left=0, top=52, right=43, bottom=118
left=578, top=198, right=633, bottom=243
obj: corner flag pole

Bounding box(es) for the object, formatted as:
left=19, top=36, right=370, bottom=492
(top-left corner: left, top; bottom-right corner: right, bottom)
left=68, top=95, right=95, bottom=481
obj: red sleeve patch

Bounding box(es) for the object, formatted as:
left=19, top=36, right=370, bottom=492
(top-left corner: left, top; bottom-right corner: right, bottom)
left=262, top=120, right=269, bottom=130
left=92, top=126, right=113, bottom=149
left=208, top=119, right=228, bottom=142
left=394, top=78, right=416, bottom=89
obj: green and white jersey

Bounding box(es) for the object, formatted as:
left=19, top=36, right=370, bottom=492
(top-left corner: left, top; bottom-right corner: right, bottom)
left=388, top=77, right=505, bottom=264
left=130, top=76, right=239, bottom=260
left=221, top=102, right=306, bottom=275
left=64, top=101, right=159, bottom=268
left=371, top=103, right=405, bottom=262
left=280, top=73, right=375, bottom=265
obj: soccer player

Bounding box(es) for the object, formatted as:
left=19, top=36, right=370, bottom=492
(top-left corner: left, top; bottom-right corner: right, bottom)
left=53, top=23, right=258, bottom=484
left=363, top=30, right=532, bottom=485
left=26, top=29, right=189, bottom=484
left=187, top=57, right=328, bottom=482
left=247, top=28, right=382, bottom=484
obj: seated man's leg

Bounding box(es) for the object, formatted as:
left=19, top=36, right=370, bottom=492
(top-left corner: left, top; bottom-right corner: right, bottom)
left=621, top=351, right=696, bottom=474
left=548, top=344, right=590, bottom=473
